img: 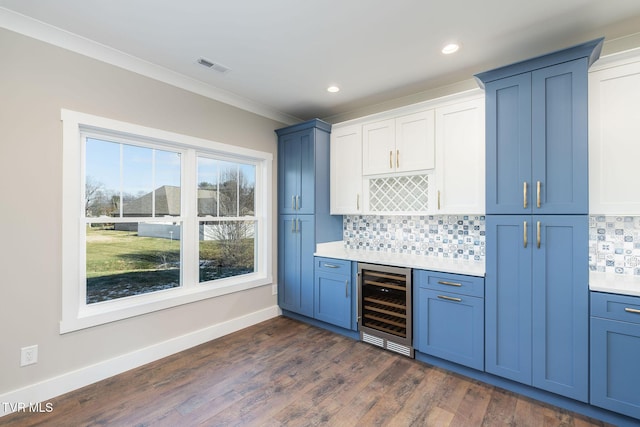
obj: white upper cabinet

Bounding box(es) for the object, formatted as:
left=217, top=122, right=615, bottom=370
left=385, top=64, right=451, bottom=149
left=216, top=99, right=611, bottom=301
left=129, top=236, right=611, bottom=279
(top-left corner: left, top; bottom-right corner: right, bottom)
left=330, top=124, right=363, bottom=215
left=589, top=54, right=640, bottom=214
left=435, top=97, right=485, bottom=214
left=362, top=110, right=435, bottom=175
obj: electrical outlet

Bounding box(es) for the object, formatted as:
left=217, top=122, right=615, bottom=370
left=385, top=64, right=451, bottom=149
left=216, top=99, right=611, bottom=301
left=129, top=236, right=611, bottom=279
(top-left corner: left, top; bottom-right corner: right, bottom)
left=272, top=284, right=278, bottom=295
left=20, top=345, right=38, bottom=367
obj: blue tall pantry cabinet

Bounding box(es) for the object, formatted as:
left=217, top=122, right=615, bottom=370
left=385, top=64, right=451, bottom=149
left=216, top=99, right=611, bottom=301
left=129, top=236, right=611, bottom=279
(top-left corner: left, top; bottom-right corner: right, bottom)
left=476, top=38, right=603, bottom=403
left=276, top=119, right=343, bottom=317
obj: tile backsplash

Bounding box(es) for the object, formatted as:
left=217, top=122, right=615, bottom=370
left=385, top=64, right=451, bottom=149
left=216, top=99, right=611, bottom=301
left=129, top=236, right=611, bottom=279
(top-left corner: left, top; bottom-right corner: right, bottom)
left=589, top=215, right=640, bottom=276
left=343, top=214, right=640, bottom=275
left=343, top=215, right=485, bottom=261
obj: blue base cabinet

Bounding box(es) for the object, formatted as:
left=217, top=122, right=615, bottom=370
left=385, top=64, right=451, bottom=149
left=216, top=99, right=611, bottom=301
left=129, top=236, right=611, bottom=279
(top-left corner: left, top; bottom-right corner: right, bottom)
left=414, top=270, right=484, bottom=370
left=276, top=120, right=343, bottom=317
left=485, top=215, right=589, bottom=402
left=314, top=257, right=354, bottom=330
left=590, top=292, right=640, bottom=420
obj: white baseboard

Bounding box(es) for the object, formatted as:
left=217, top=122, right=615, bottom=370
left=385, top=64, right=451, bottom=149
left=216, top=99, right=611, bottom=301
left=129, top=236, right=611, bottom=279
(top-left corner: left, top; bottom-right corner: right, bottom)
left=0, top=305, right=280, bottom=417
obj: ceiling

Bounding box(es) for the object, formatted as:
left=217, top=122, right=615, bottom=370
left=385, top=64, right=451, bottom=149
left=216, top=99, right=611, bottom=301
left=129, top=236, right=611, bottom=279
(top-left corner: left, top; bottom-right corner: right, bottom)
left=2, top=1, right=640, bottom=124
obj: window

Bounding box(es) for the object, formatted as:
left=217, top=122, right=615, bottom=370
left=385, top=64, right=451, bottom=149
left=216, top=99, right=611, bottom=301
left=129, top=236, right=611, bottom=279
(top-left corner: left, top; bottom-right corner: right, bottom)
left=61, top=110, right=272, bottom=333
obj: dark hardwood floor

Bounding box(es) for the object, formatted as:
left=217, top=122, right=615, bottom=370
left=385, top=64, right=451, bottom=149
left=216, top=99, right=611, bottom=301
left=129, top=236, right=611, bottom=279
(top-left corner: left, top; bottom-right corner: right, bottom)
left=1, top=316, right=613, bottom=427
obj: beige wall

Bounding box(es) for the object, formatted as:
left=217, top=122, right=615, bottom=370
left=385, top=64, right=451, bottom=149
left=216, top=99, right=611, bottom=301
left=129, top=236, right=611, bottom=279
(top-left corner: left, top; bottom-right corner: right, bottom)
left=0, top=28, right=283, bottom=395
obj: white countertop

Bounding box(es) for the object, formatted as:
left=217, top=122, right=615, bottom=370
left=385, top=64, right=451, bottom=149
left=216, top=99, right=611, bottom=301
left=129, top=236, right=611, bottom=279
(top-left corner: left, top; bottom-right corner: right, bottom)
left=589, top=272, right=640, bottom=297
left=315, top=241, right=485, bottom=277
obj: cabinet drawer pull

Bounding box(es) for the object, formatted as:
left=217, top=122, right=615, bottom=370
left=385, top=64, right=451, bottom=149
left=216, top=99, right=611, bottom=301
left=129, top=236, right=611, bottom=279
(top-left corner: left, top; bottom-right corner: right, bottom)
left=345, top=280, right=349, bottom=298
left=389, top=150, right=393, bottom=169
left=437, top=190, right=441, bottom=210
left=523, top=181, right=528, bottom=209
left=523, top=221, right=528, bottom=248
left=625, top=307, right=640, bottom=314
left=323, top=263, right=339, bottom=268
left=438, top=295, right=462, bottom=302
left=536, top=181, right=541, bottom=208
left=396, top=149, right=400, bottom=168
left=537, top=221, right=541, bottom=249
left=437, top=280, right=462, bottom=287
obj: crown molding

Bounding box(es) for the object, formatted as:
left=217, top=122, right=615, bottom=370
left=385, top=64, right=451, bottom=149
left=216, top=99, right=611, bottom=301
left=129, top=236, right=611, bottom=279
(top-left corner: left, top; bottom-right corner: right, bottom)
left=0, top=7, right=300, bottom=125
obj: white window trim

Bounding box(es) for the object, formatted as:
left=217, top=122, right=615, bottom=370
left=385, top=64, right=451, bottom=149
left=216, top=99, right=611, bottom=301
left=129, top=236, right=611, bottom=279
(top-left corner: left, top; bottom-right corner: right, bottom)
left=61, top=109, right=273, bottom=333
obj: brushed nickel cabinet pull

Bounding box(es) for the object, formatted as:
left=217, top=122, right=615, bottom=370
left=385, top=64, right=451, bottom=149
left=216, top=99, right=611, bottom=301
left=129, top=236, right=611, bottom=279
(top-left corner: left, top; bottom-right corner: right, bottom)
left=625, top=307, right=640, bottom=314
left=291, top=195, right=295, bottom=210
left=438, top=280, right=462, bottom=287
left=523, top=181, right=528, bottom=209
left=323, top=263, right=339, bottom=268
left=291, top=218, right=296, bottom=233
left=537, top=181, right=541, bottom=208
left=438, top=295, right=462, bottom=302
left=345, top=280, right=349, bottom=298
left=296, top=195, right=300, bottom=210
left=537, top=221, right=541, bottom=249
left=523, top=221, right=528, bottom=248
left=357, top=194, right=360, bottom=210
left=396, top=149, right=400, bottom=168
left=389, top=150, right=393, bottom=169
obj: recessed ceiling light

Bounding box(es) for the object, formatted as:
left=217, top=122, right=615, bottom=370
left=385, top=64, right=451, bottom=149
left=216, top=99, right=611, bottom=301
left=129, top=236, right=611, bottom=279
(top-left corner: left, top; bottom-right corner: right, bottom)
left=441, top=43, right=460, bottom=55
left=327, top=86, right=340, bottom=93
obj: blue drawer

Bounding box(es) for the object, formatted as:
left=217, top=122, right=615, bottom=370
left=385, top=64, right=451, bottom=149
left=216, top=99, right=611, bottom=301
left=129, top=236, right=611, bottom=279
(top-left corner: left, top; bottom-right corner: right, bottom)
left=591, top=292, right=640, bottom=324
left=414, top=269, right=484, bottom=298
left=315, top=257, right=351, bottom=275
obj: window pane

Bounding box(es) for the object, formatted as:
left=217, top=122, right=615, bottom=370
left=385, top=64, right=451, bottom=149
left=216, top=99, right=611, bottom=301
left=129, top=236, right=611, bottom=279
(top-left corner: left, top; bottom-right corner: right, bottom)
left=197, top=157, right=218, bottom=216
left=199, top=221, right=256, bottom=283
left=85, top=138, right=120, bottom=218
left=86, top=223, right=181, bottom=304
left=122, top=144, right=153, bottom=216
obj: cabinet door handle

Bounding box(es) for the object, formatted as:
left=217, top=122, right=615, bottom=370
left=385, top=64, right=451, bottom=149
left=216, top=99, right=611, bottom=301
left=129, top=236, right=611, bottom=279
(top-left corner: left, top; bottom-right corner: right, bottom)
left=345, top=280, right=349, bottom=298
left=438, top=295, right=462, bottom=302
left=537, top=221, right=541, bottom=249
left=523, top=221, right=528, bottom=248
left=537, top=181, right=541, bottom=208
left=291, top=195, right=295, bottom=210
left=296, top=195, right=300, bottom=210
left=297, top=219, right=300, bottom=232
left=523, top=182, right=528, bottom=209
left=438, top=280, right=462, bottom=287
left=357, top=194, right=360, bottom=210
left=625, top=307, right=640, bottom=314
left=323, top=263, right=339, bottom=268
left=389, top=150, right=393, bottom=169
left=291, top=218, right=296, bottom=233
left=396, top=149, right=400, bottom=168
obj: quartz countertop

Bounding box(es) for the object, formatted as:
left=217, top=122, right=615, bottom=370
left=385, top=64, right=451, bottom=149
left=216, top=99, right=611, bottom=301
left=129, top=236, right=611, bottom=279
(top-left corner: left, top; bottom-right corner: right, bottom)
left=589, top=272, right=640, bottom=297
left=314, top=241, right=485, bottom=277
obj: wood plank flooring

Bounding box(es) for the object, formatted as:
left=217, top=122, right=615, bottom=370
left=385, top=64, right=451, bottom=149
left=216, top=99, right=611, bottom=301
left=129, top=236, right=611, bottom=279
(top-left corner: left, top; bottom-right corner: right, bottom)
left=0, top=316, right=613, bottom=427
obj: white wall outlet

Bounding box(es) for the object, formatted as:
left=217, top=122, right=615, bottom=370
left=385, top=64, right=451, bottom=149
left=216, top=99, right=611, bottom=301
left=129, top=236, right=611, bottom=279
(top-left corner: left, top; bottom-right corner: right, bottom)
left=272, top=284, right=278, bottom=295
left=20, top=345, right=38, bottom=367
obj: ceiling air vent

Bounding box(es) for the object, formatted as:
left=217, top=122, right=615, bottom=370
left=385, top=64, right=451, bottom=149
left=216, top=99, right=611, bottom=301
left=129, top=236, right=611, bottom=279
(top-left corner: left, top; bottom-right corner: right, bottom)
left=196, top=57, right=230, bottom=74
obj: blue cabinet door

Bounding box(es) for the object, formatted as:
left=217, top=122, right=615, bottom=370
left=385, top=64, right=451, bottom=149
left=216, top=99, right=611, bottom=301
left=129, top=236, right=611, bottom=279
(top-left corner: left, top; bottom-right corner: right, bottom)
left=591, top=314, right=640, bottom=419
left=531, top=215, right=588, bottom=402
left=485, top=74, right=532, bottom=214
left=415, top=287, right=484, bottom=370
left=485, top=215, right=532, bottom=384
left=485, top=59, right=588, bottom=215
left=278, top=128, right=315, bottom=215
left=278, top=214, right=314, bottom=317
left=314, top=257, right=352, bottom=329
left=531, top=60, right=588, bottom=214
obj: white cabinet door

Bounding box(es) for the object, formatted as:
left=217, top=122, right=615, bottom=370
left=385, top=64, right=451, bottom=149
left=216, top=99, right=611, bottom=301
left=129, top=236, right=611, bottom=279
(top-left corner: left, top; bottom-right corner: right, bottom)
left=395, top=110, right=435, bottom=173
left=331, top=124, right=363, bottom=214
left=362, top=119, right=395, bottom=175
left=435, top=97, right=485, bottom=214
left=589, top=58, right=640, bottom=214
